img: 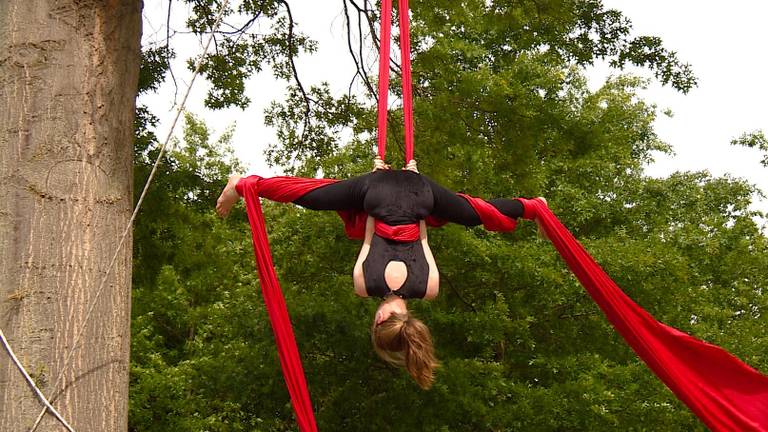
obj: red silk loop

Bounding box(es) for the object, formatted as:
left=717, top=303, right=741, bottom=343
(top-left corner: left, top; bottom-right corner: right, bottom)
left=374, top=220, right=420, bottom=242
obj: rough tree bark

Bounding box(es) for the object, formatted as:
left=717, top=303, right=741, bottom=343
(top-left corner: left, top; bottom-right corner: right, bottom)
left=0, top=1, right=141, bottom=430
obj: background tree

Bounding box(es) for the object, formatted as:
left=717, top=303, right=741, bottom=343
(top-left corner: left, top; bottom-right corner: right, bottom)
left=0, top=1, right=141, bottom=430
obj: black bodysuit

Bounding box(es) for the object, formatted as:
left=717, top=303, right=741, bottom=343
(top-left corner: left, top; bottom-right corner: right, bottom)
left=293, top=170, right=524, bottom=299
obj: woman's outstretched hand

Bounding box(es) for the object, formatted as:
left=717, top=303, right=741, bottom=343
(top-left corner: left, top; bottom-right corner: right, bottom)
left=216, top=174, right=242, bottom=218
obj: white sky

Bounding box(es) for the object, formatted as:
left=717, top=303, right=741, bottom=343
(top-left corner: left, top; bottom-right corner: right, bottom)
left=140, top=1, right=768, bottom=217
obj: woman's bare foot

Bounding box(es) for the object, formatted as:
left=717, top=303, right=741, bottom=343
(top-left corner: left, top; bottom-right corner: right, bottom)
left=216, top=174, right=242, bottom=217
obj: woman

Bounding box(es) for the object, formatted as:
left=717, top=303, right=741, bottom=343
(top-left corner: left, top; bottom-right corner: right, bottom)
left=216, top=160, right=537, bottom=389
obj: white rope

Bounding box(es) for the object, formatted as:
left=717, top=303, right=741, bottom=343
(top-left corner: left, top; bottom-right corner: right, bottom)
left=13, top=1, right=232, bottom=430
left=0, top=328, right=75, bottom=432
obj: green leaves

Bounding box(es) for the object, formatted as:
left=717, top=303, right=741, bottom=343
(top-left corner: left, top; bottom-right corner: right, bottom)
left=732, top=130, right=768, bottom=167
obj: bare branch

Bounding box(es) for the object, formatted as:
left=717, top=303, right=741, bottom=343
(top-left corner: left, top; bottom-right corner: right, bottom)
left=166, top=0, right=179, bottom=106
left=351, top=0, right=402, bottom=75
left=279, top=0, right=312, bottom=143
left=343, top=0, right=376, bottom=99
left=442, top=273, right=478, bottom=313
left=217, top=12, right=262, bottom=35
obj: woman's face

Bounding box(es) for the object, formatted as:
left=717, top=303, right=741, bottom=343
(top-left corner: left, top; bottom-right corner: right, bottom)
left=374, top=296, right=408, bottom=325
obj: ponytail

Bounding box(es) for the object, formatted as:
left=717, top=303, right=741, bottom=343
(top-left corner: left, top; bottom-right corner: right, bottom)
left=372, top=312, right=439, bottom=389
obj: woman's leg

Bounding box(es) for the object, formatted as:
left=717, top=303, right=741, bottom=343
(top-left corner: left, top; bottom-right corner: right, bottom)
left=423, top=175, right=524, bottom=226
left=293, top=174, right=368, bottom=211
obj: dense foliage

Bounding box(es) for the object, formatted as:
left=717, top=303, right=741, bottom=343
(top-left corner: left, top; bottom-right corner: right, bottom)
left=131, top=1, right=768, bottom=430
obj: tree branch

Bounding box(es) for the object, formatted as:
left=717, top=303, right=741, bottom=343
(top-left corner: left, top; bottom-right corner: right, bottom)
left=166, top=0, right=179, bottom=106
left=218, top=12, right=262, bottom=35
left=442, top=273, right=478, bottom=313
left=352, top=0, right=402, bottom=75
left=279, top=0, right=312, bottom=143
left=343, top=0, right=377, bottom=99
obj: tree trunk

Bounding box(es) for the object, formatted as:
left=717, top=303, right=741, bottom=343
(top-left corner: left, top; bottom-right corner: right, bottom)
left=0, top=1, right=141, bottom=430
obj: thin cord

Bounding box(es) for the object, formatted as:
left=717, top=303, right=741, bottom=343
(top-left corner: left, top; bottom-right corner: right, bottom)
left=0, top=328, right=75, bottom=432
left=22, top=1, right=231, bottom=430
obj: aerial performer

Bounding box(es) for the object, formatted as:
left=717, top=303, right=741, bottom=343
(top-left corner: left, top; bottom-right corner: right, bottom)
left=216, top=158, right=545, bottom=389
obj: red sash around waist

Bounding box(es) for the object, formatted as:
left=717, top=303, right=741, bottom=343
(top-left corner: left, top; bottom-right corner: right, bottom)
left=374, top=220, right=420, bottom=242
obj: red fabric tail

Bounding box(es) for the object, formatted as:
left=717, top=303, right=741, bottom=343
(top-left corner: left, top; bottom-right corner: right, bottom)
left=525, top=199, right=768, bottom=432
left=238, top=178, right=318, bottom=432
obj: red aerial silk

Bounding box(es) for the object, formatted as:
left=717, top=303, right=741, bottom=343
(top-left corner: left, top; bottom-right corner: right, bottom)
left=236, top=177, right=319, bottom=432
left=377, top=0, right=415, bottom=163
left=522, top=198, right=768, bottom=432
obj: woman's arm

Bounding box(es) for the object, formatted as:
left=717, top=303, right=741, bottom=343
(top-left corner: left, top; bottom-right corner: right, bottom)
left=419, top=220, right=440, bottom=300
left=352, top=217, right=376, bottom=298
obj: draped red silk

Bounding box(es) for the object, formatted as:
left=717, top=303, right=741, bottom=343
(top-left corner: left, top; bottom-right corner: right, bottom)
left=235, top=177, right=319, bottom=432
left=377, top=0, right=415, bottom=163
left=522, top=198, right=768, bottom=432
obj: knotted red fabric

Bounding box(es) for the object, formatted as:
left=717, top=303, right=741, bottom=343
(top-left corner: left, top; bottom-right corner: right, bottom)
left=374, top=219, right=420, bottom=242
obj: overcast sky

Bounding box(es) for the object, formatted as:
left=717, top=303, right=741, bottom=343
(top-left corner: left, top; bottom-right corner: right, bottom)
left=140, top=1, right=768, bottom=217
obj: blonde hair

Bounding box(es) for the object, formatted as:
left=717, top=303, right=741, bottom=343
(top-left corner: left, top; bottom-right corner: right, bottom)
left=372, top=312, right=439, bottom=389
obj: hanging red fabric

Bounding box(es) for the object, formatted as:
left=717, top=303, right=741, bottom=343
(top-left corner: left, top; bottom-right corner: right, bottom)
left=236, top=178, right=318, bottom=432
left=522, top=199, right=768, bottom=431
left=377, top=0, right=415, bottom=163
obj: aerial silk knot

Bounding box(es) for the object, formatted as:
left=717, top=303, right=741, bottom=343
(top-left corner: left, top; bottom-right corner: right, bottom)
left=235, top=174, right=262, bottom=197
left=517, top=197, right=547, bottom=220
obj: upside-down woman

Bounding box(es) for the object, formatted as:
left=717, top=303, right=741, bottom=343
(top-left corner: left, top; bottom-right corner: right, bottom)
left=216, top=159, right=543, bottom=389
